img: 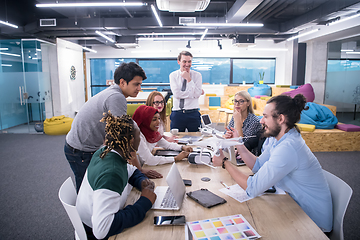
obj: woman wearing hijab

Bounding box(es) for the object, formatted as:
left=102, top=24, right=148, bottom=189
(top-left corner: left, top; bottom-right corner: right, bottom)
left=132, top=105, right=192, bottom=166
left=145, top=91, right=177, bottom=142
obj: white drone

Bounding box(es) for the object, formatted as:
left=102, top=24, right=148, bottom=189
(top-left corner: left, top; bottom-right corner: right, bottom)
left=188, top=135, right=244, bottom=168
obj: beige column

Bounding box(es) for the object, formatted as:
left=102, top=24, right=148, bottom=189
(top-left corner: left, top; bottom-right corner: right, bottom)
left=305, top=41, right=328, bottom=103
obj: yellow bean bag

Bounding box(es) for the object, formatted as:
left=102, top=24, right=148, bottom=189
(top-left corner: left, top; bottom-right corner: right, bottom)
left=44, top=115, right=73, bottom=135
left=296, top=123, right=315, bottom=132
left=225, top=96, right=234, bottom=110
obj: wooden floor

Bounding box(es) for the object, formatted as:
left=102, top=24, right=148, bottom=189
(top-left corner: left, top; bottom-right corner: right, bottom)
left=199, top=107, right=360, bottom=152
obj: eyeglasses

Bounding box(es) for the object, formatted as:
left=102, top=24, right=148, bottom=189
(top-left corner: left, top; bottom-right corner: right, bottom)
left=232, top=99, right=248, bottom=105
left=153, top=100, right=164, bottom=106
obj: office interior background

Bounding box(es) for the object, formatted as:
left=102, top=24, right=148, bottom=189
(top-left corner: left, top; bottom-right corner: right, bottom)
left=1, top=0, right=360, bottom=133
left=0, top=1, right=360, bottom=240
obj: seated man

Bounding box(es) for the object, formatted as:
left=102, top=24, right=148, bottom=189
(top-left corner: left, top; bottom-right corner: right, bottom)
left=76, top=112, right=156, bottom=240
left=213, top=94, right=333, bottom=233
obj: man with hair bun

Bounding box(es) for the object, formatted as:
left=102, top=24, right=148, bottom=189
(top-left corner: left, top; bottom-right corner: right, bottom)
left=213, top=94, right=333, bottom=233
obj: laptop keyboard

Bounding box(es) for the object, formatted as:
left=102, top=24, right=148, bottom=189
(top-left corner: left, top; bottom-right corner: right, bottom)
left=161, top=187, right=177, bottom=208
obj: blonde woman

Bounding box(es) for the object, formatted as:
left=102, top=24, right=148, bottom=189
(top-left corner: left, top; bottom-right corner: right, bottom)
left=225, top=91, right=262, bottom=155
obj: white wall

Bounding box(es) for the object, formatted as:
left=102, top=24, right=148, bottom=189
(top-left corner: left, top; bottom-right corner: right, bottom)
left=56, top=38, right=85, bottom=118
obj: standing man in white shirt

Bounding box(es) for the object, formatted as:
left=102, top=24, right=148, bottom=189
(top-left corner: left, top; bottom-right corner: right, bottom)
left=169, top=51, right=203, bottom=132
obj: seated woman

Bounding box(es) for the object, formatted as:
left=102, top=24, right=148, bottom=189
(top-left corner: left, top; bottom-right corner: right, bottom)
left=224, top=91, right=263, bottom=155
left=145, top=91, right=176, bottom=142
left=132, top=105, right=192, bottom=166
left=76, top=112, right=156, bottom=240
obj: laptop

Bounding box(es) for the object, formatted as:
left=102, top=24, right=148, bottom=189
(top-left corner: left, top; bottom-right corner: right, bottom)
left=152, top=163, right=186, bottom=210
left=223, top=146, right=245, bottom=166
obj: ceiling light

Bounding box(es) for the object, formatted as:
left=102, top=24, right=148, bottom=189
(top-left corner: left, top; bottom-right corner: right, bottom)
left=1, top=64, right=12, bottom=67
left=36, top=2, right=145, bottom=8
left=341, top=49, right=353, bottom=52
left=247, top=48, right=288, bottom=51
left=200, top=29, right=208, bottom=41
left=138, top=37, right=197, bottom=41
left=287, top=29, right=319, bottom=41
left=131, top=50, right=171, bottom=53
left=0, top=52, right=21, bottom=57
left=95, top=31, right=115, bottom=43
left=151, top=4, right=163, bottom=27
left=0, top=48, right=9, bottom=50
left=184, top=23, right=263, bottom=27
left=345, top=51, right=360, bottom=54
left=82, top=46, right=97, bottom=53
left=137, top=32, right=204, bottom=36
left=328, top=12, right=360, bottom=26
left=0, top=20, right=18, bottom=28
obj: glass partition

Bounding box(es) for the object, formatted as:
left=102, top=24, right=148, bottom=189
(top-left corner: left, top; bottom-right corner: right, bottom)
left=325, top=41, right=360, bottom=115
left=0, top=39, right=54, bottom=133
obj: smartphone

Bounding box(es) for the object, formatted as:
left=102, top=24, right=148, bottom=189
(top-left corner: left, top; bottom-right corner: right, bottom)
left=265, top=186, right=276, bottom=193
left=183, top=179, right=192, bottom=186
left=154, top=215, right=186, bottom=226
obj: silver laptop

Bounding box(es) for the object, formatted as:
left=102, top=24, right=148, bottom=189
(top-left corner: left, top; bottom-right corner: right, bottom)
left=152, top=163, right=186, bottom=210
left=223, top=146, right=245, bottom=166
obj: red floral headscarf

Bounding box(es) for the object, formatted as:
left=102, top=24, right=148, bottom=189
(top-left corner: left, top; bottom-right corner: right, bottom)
left=132, top=105, right=162, bottom=143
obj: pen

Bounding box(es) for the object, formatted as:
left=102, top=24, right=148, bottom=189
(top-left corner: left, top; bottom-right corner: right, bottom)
left=220, top=181, right=230, bottom=189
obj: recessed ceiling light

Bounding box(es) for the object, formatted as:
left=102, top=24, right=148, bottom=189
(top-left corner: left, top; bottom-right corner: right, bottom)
left=36, top=2, right=146, bottom=8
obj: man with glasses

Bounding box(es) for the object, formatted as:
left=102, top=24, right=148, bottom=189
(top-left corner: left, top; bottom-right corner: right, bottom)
left=169, top=51, right=203, bottom=132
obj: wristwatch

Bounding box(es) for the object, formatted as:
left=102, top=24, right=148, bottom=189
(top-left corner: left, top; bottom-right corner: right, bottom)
left=222, top=157, right=228, bottom=169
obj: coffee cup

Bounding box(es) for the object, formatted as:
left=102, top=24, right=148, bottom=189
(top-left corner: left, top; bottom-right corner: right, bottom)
left=170, top=128, right=179, bottom=135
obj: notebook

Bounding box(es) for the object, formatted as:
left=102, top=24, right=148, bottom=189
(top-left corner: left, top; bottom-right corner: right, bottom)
left=152, top=163, right=186, bottom=210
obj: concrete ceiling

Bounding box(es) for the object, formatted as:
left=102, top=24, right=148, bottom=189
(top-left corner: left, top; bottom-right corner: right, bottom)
left=1, top=0, right=360, bottom=48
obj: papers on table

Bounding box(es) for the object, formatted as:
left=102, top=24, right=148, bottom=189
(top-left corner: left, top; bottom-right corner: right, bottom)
left=220, top=184, right=286, bottom=203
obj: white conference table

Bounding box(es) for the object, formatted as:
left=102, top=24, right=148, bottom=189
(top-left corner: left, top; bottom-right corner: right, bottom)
left=110, top=146, right=329, bottom=240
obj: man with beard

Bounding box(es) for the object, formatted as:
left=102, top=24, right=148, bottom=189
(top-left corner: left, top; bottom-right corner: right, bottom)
left=213, top=94, right=333, bottom=233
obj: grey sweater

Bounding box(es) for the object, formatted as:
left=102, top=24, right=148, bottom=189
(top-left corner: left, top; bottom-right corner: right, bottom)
left=66, top=84, right=127, bottom=152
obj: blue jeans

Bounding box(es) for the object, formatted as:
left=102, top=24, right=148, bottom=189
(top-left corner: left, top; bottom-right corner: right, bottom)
left=64, top=141, right=95, bottom=192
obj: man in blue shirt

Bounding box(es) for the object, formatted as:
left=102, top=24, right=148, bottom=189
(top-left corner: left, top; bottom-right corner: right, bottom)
left=213, top=94, right=333, bottom=233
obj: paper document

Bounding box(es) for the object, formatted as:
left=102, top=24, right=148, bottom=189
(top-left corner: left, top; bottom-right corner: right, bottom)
left=220, top=184, right=286, bottom=203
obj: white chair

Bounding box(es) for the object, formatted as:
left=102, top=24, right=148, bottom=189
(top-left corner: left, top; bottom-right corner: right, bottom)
left=59, top=177, right=88, bottom=240
left=323, top=170, right=353, bottom=240
left=216, top=108, right=228, bottom=126
left=224, top=109, right=233, bottom=126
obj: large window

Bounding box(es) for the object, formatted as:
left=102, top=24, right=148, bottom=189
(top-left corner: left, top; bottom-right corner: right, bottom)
left=89, top=57, right=276, bottom=96
left=192, top=58, right=230, bottom=84
left=138, top=59, right=178, bottom=91
left=90, top=58, right=135, bottom=96
left=232, top=58, right=276, bottom=84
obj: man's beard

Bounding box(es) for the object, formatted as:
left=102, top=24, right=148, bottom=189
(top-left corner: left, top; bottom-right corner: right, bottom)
left=262, top=123, right=281, bottom=138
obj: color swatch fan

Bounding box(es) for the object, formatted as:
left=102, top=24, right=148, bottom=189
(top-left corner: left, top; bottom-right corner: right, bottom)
left=186, top=214, right=261, bottom=239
